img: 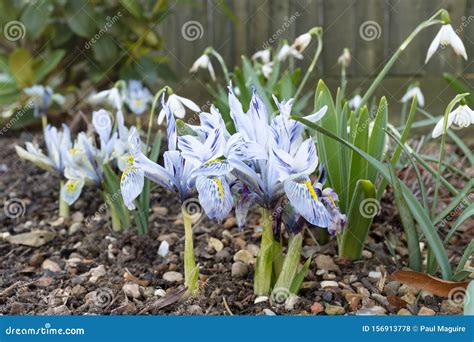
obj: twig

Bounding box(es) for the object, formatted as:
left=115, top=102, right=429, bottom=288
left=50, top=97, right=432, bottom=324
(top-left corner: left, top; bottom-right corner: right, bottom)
left=222, top=296, right=234, bottom=316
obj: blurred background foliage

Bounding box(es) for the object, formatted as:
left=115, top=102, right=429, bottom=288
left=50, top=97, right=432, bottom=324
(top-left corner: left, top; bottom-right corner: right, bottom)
left=0, top=0, right=174, bottom=120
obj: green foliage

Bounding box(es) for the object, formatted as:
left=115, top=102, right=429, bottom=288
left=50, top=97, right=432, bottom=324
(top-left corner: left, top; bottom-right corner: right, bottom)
left=102, top=164, right=131, bottom=232
left=0, top=0, right=171, bottom=106
left=133, top=132, right=162, bottom=235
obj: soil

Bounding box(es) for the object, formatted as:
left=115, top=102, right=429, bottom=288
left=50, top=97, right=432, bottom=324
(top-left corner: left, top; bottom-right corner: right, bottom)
left=0, top=136, right=472, bottom=316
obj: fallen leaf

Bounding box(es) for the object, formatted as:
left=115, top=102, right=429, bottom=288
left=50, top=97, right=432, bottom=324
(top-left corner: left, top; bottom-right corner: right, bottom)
left=387, top=295, right=408, bottom=310
left=391, top=271, right=469, bottom=297
left=6, top=230, right=56, bottom=247
left=123, top=269, right=150, bottom=287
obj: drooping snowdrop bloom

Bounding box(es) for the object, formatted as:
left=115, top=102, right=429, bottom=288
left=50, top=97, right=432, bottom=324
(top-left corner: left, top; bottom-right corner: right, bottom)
left=157, top=94, right=200, bottom=125
left=291, top=32, right=312, bottom=53
left=251, top=49, right=271, bottom=64
left=337, top=48, right=351, bottom=67
left=277, top=43, right=303, bottom=62
left=24, top=85, right=65, bottom=118
left=261, top=62, right=273, bottom=79
left=425, top=24, right=467, bottom=63
left=15, top=124, right=71, bottom=173
left=190, top=54, right=216, bottom=81
left=124, top=80, right=152, bottom=115
left=401, top=85, right=425, bottom=107
left=432, top=104, right=474, bottom=138
left=348, top=94, right=362, bottom=110
left=89, top=87, right=124, bottom=111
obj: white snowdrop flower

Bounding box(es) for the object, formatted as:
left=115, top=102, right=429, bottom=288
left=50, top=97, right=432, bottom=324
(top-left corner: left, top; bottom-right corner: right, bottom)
left=277, top=44, right=303, bottom=62
left=261, top=62, right=273, bottom=79
left=401, top=86, right=425, bottom=107
left=425, top=24, right=467, bottom=63
left=432, top=104, right=474, bottom=138
left=157, top=94, right=200, bottom=125
left=291, top=32, right=312, bottom=53
left=251, top=49, right=271, bottom=64
left=348, top=95, right=362, bottom=109
left=190, top=54, right=216, bottom=81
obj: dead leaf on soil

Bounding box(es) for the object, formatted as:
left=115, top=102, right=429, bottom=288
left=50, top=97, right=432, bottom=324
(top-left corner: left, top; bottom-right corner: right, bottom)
left=5, top=230, right=56, bottom=247
left=123, top=269, right=150, bottom=287
left=387, top=295, right=408, bottom=310
left=391, top=271, right=470, bottom=297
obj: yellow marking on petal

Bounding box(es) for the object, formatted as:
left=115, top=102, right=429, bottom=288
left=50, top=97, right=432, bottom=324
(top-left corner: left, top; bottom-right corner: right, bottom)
left=204, top=158, right=222, bottom=165
left=328, top=195, right=336, bottom=207
left=121, top=165, right=136, bottom=184
left=125, top=154, right=134, bottom=165
left=214, top=177, right=224, bottom=199
left=66, top=181, right=78, bottom=192
left=304, top=180, right=318, bottom=200
left=69, top=148, right=80, bottom=156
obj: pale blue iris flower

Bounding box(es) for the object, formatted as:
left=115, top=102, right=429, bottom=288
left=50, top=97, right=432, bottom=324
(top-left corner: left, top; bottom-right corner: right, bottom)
left=225, top=86, right=335, bottom=229
left=121, top=97, right=233, bottom=222
left=124, top=80, right=152, bottom=115
left=61, top=109, right=135, bottom=205
left=23, top=85, right=65, bottom=118
left=15, top=124, right=71, bottom=173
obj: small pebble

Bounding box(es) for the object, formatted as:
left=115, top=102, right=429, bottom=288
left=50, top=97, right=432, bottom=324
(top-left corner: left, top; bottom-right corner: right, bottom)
left=356, top=306, right=386, bottom=316
left=397, top=308, right=412, bottom=315
left=208, top=237, right=224, bottom=252
left=263, top=309, right=276, bottom=316
left=325, top=304, right=345, bottom=315
left=163, top=271, right=183, bottom=283
left=418, top=306, right=435, bottom=316
left=322, top=292, right=333, bottom=302
left=154, top=289, right=167, bottom=297
left=231, top=261, right=249, bottom=278
left=68, top=222, right=82, bottom=235
left=321, top=281, right=339, bottom=288
left=158, top=240, right=169, bottom=257
left=368, top=271, right=382, bottom=281
left=254, top=296, right=269, bottom=304
left=122, top=283, right=141, bottom=299
left=234, top=249, right=255, bottom=265
left=311, top=302, right=324, bottom=314
left=42, top=259, right=61, bottom=273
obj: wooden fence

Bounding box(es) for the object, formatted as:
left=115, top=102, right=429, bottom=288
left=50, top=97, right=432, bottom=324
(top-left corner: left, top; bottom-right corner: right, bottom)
left=161, top=0, right=474, bottom=78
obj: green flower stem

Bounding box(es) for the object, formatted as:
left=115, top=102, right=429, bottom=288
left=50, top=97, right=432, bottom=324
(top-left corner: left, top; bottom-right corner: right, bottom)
left=59, top=180, right=69, bottom=218
left=182, top=206, right=199, bottom=295
left=41, top=114, right=48, bottom=131
left=207, top=47, right=231, bottom=85
left=358, top=10, right=445, bottom=110
left=254, top=207, right=274, bottom=296
left=340, top=64, right=347, bottom=100
left=273, top=233, right=302, bottom=294
left=294, top=29, right=323, bottom=102
left=146, top=86, right=170, bottom=148
left=431, top=93, right=468, bottom=217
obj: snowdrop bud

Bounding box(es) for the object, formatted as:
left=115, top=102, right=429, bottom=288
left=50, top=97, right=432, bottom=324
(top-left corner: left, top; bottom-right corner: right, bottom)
left=337, top=48, right=351, bottom=67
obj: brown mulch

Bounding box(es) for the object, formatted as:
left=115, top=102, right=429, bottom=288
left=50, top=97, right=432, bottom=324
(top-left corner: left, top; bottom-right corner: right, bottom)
left=0, top=136, right=472, bottom=316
